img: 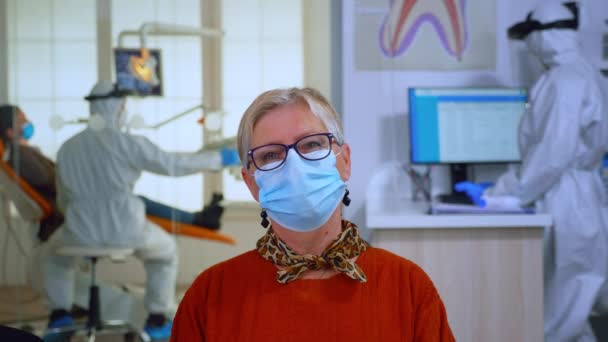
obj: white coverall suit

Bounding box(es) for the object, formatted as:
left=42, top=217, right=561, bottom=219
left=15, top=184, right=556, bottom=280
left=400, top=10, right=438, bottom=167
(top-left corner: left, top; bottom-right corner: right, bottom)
left=487, top=3, right=608, bottom=341
left=45, top=81, right=223, bottom=315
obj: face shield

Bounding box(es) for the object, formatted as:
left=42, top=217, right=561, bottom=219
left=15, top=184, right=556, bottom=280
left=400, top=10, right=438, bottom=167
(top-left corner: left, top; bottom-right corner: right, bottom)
left=85, top=81, right=131, bottom=130
left=507, top=2, right=579, bottom=41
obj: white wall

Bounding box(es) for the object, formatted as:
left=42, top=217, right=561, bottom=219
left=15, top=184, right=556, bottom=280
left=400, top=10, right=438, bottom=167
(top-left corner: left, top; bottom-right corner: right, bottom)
left=341, top=0, right=608, bottom=235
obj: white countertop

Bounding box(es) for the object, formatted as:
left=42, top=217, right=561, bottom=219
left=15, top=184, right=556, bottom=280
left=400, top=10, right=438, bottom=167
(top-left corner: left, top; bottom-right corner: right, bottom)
left=366, top=197, right=552, bottom=229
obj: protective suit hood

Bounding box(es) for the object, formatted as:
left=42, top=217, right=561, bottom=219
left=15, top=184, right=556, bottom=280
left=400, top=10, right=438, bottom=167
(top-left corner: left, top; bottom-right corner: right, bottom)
left=85, top=80, right=128, bottom=130
left=510, top=2, right=581, bottom=67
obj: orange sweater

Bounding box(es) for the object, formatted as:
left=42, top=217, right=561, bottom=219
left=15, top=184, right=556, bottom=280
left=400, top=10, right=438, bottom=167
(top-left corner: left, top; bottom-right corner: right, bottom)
left=171, top=247, right=455, bottom=342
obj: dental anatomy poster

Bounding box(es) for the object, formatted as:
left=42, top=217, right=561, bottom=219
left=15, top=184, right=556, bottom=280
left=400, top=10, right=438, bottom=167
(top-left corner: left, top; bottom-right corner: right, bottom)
left=355, top=0, right=496, bottom=70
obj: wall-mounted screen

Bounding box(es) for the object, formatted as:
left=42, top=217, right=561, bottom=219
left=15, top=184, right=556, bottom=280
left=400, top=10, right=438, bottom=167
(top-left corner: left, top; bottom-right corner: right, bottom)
left=409, top=87, right=528, bottom=164
left=114, top=48, right=163, bottom=96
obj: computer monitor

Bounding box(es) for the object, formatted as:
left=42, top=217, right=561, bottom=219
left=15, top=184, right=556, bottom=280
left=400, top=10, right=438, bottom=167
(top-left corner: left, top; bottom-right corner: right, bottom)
left=408, top=87, right=528, bottom=202
left=114, top=48, right=163, bottom=96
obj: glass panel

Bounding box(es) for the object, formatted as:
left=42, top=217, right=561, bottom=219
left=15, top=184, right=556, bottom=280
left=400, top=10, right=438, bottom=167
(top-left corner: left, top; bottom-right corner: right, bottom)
left=113, top=1, right=204, bottom=211
left=261, top=0, right=302, bottom=39
left=223, top=41, right=262, bottom=97
left=223, top=169, right=252, bottom=200
left=261, top=41, right=304, bottom=89
left=53, top=0, right=96, bottom=39
left=3, top=1, right=97, bottom=334
left=222, top=96, right=251, bottom=137
left=12, top=0, right=52, bottom=40
left=14, top=42, right=54, bottom=99
left=51, top=100, right=90, bottom=158
left=17, top=100, right=63, bottom=158
left=223, top=0, right=260, bottom=38
left=222, top=0, right=304, bottom=201
left=170, top=0, right=201, bottom=26
left=161, top=38, right=203, bottom=99
left=111, top=0, right=157, bottom=39
left=5, top=0, right=17, bottom=39
left=132, top=99, right=204, bottom=212
left=53, top=42, right=97, bottom=98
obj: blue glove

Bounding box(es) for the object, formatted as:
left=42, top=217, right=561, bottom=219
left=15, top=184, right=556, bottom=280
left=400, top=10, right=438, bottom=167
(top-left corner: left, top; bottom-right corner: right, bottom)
left=454, top=181, right=493, bottom=207
left=220, top=147, right=241, bottom=167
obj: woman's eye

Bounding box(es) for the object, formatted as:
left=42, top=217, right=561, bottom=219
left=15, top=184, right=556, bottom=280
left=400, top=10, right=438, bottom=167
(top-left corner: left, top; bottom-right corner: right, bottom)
left=262, top=152, right=281, bottom=162
left=300, top=141, right=323, bottom=152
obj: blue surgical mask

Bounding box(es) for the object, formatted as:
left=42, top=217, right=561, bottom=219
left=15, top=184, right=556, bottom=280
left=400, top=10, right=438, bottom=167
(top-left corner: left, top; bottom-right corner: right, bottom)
left=21, top=122, right=34, bottom=140
left=255, top=150, right=346, bottom=232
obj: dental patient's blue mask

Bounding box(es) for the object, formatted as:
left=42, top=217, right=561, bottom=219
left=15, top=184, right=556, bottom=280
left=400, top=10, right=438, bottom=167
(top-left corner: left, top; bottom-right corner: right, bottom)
left=254, top=150, right=346, bottom=232
left=21, top=122, right=34, bottom=140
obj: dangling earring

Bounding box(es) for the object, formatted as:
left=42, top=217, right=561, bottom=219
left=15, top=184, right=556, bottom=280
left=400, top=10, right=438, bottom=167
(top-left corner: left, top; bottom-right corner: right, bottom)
left=260, top=210, right=269, bottom=228
left=342, top=189, right=351, bottom=206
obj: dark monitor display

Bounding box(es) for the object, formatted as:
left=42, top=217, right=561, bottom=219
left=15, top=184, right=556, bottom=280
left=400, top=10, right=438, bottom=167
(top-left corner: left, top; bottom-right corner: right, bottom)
left=114, top=48, right=163, bottom=96
left=409, top=87, right=527, bottom=164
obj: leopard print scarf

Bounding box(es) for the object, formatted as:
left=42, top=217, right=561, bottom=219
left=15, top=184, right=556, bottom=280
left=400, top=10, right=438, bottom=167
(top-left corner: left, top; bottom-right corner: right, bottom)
left=256, top=220, right=369, bottom=284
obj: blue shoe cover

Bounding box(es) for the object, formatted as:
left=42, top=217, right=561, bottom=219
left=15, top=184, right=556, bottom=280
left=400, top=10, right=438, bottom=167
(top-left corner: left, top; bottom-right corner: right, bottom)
left=48, top=315, right=74, bottom=328
left=144, top=320, right=173, bottom=340
left=43, top=316, right=74, bottom=342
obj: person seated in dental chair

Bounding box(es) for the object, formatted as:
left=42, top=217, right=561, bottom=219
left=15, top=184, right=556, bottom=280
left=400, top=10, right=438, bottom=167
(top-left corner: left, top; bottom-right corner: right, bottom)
left=0, top=104, right=64, bottom=241
left=0, top=104, right=231, bottom=243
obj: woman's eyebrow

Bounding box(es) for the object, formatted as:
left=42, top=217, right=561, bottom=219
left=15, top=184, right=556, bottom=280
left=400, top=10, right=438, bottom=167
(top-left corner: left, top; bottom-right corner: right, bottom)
left=253, top=130, right=322, bottom=147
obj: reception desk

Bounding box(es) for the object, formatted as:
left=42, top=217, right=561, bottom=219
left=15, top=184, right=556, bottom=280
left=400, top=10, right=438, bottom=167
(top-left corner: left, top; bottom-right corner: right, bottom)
left=367, top=198, right=552, bottom=342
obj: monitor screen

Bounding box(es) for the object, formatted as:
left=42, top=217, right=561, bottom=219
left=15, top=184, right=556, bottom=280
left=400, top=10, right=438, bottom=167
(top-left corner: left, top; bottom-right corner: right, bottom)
left=409, top=87, right=527, bottom=164
left=114, top=48, right=163, bottom=96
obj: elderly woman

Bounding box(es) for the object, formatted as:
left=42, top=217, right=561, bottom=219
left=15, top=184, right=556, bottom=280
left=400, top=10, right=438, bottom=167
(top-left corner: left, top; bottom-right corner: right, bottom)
left=170, top=87, right=454, bottom=341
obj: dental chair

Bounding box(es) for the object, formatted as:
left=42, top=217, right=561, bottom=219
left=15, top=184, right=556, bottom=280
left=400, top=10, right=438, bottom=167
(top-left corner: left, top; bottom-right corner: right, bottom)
left=0, top=141, right=52, bottom=232
left=147, top=215, right=236, bottom=245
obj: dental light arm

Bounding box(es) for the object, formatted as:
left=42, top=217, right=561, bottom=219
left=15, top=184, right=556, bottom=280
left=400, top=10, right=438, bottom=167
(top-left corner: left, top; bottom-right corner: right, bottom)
left=129, top=104, right=225, bottom=130
left=118, top=22, right=223, bottom=48
left=49, top=115, right=89, bottom=131
left=148, top=104, right=205, bottom=129
left=49, top=104, right=224, bottom=131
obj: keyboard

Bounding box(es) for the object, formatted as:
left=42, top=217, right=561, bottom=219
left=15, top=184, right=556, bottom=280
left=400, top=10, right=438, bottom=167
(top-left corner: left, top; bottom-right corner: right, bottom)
left=436, top=193, right=474, bottom=205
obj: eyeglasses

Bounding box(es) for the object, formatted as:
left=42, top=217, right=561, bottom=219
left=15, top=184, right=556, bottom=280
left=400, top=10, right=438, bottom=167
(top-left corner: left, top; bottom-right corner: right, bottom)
left=247, top=132, right=339, bottom=172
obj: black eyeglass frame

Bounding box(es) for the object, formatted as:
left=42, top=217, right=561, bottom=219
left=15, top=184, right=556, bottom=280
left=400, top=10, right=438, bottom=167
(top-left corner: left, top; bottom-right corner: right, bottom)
left=247, top=132, right=340, bottom=172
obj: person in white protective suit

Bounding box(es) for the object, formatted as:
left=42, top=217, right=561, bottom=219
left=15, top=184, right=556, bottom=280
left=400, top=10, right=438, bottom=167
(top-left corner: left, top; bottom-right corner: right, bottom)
left=455, top=2, right=608, bottom=341
left=43, top=80, right=240, bottom=340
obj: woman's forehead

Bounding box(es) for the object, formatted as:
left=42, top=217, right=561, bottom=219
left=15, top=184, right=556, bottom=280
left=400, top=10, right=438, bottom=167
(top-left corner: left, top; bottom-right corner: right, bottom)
left=251, top=103, right=327, bottom=145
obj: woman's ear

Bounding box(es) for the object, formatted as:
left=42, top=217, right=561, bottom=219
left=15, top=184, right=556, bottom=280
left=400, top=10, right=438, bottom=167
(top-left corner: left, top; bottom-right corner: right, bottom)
left=337, top=143, right=351, bottom=181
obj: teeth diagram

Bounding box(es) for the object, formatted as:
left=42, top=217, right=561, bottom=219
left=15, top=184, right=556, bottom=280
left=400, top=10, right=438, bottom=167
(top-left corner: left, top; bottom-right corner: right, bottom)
left=379, top=0, right=468, bottom=60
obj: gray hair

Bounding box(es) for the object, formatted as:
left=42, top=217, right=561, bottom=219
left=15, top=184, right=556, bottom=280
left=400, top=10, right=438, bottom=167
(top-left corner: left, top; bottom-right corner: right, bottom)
left=237, top=87, right=344, bottom=168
